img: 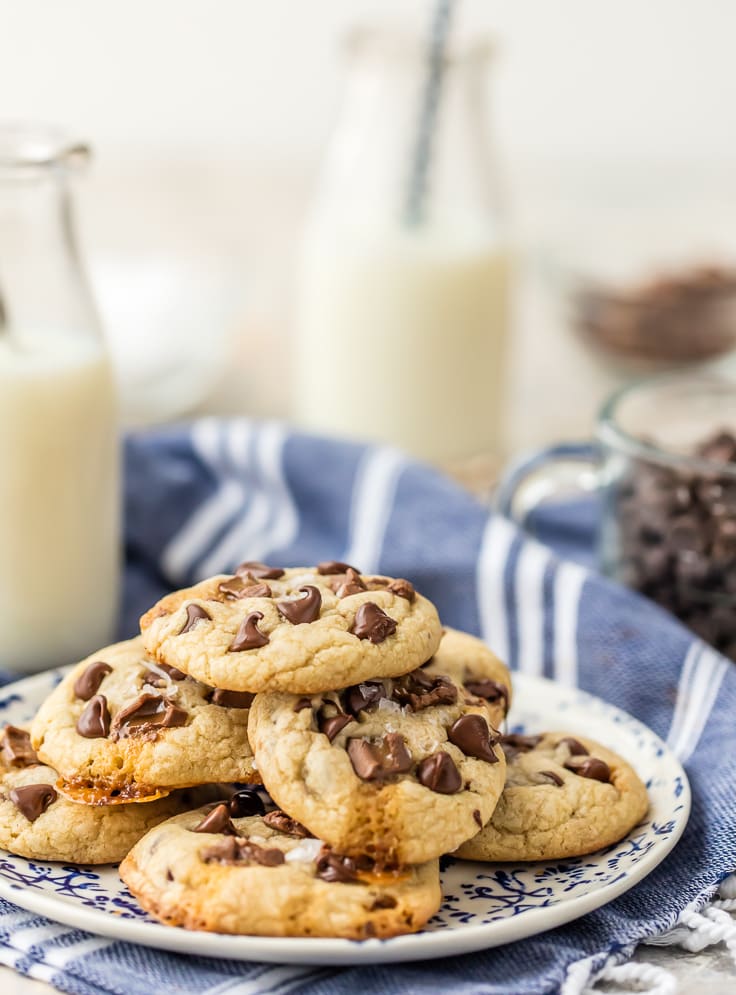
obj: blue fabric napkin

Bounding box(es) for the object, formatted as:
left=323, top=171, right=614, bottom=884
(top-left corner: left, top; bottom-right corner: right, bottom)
left=1, top=418, right=735, bottom=995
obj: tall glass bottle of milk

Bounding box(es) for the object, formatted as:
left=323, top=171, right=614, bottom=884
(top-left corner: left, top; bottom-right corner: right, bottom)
left=293, top=29, right=511, bottom=464
left=0, top=127, right=119, bottom=672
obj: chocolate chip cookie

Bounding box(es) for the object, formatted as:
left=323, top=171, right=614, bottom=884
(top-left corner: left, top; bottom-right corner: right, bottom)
left=423, top=627, right=512, bottom=728
left=0, top=726, right=199, bottom=863
left=454, top=731, right=649, bottom=862
left=140, top=563, right=442, bottom=694
left=248, top=669, right=506, bottom=864
left=31, top=637, right=258, bottom=804
left=119, top=804, right=440, bottom=938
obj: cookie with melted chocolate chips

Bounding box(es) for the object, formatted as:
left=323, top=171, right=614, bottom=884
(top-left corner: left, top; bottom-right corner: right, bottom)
left=30, top=636, right=259, bottom=804
left=120, top=807, right=441, bottom=939
left=248, top=667, right=506, bottom=864
left=0, top=725, right=200, bottom=863
left=139, top=566, right=442, bottom=694
left=455, top=730, right=649, bottom=863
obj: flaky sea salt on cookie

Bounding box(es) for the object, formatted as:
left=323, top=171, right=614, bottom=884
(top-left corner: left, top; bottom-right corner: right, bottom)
left=248, top=668, right=506, bottom=864
left=140, top=561, right=442, bottom=694
left=454, top=731, right=649, bottom=862
left=0, top=726, right=202, bottom=863
left=120, top=803, right=440, bottom=938
left=31, top=637, right=258, bottom=804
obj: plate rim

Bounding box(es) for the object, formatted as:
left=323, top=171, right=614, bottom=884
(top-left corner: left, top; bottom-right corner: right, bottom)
left=0, top=669, right=691, bottom=966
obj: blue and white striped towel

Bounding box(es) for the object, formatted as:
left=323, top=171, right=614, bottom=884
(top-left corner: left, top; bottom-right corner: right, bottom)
left=1, top=419, right=735, bottom=995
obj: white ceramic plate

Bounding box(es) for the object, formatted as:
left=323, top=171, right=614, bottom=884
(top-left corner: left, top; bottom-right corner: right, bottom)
left=0, top=670, right=689, bottom=965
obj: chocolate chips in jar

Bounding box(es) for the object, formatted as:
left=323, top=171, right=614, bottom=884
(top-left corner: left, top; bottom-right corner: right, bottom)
left=611, top=429, right=736, bottom=659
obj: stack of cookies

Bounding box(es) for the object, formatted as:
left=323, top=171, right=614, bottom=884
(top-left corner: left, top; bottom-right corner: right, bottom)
left=0, top=560, right=649, bottom=940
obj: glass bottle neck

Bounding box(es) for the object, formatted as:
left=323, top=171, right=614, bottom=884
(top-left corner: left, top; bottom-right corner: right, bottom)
left=312, top=31, right=505, bottom=242
left=0, top=167, right=100, bottom=345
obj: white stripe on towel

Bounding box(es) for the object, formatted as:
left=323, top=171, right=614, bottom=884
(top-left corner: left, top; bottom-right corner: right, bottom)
left=45, top=935, right=113, bottom=967
left=343, top=447, right=406, bottom=574
left=667, top=643, right=729, bottom=763
left=161, top=419, right=249, bottom=580
left=200, top=421, right=298, bottom=573
left=515, top=540, right=552, bottom=676
left=553, top=561, right=586, bottom=687
left=218, top=965, right=323, bottom=994
left=476, top=516, right=516, bottom=664
left=5, top=924, right=71, bottom=951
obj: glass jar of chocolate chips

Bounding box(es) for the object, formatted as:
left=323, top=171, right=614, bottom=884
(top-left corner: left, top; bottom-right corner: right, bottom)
left=500, top=375, right=736, bottom=661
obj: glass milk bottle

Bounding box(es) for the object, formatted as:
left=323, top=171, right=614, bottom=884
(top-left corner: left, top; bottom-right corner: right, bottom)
left=0, top=126, right=119, bottom=672
left=293, top=29, right=511, bottom=463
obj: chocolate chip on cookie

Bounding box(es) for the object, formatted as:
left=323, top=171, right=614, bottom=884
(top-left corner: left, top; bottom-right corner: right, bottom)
left=208, top=688, right=255, bottom=708
left=334, top=568, right=368, bottom=598
left=201, top=835, right=285, bottom=866
left=386, top=579, right=416, bottom=602
left=110, top=693, right=187, bottom=741
left=10, top=783, right=57, bottom=822
left=194, top=803, right=238, bottom=835
left=392, top=670, right=457, bottom=711
left=318, top=710, right=353, bottom=742
left=218, top=576, right=272, bottom=600
left=277, top=586, right=322, bottom=624
left=500, top=733, right=543, bottom=760
left=263, top=810, right=311, bottom=837
left=2, top=726, right=38, bottom=767
left=347, top=733, right=412, bottom=781
left=229, top=611, right=269, bottom=651
left=316, top=561, right=359, bottom=576
left=558, top=737, right=588, bottom=756
left=537, top=769, right=564, bottom=786
left=228, top=789, right=266, bottom=818
left=464, top=677, right=509, bottom=715
left=343, top=680, right=386, bottom=715
left=370, top=894, right=398, bottom=910
left=73, top=661, right=113, bottom=700
left=236, top=561, right=285, bottom=581
left=315, top=849, right=363, bottom=883
left=416, top=752, right=462, bottom=794
left=564, top=755, right=611, bottom=782
left=76, top=694, right=111, bottom=738
left=179, top=604, right=212, bottom=635
left=351, top=603, right=397, bottom=644
left=142, top=662, right=187, bottom=686
left=447, top=714, right=499, bottom=763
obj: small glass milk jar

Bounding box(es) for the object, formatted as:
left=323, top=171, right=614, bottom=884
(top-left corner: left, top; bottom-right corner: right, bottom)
left=0, top=125, right=119, bottom=672
left=293, top=27, right=511, bottom=464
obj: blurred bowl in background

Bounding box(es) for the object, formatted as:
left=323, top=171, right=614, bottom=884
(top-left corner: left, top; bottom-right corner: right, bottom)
left=91, top=255, right=239, bottom=426
left=572, top=263, right=736, bottom=367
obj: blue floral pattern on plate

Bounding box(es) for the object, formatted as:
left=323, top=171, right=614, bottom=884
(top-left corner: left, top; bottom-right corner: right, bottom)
left=0, top=669, right=690, bottom=964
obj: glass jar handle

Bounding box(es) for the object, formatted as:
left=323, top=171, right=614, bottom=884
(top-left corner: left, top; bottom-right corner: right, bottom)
left=495, top=443, right=600, bottom=526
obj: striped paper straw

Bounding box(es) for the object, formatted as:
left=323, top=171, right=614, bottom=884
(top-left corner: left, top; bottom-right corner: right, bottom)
left=404, top=0, right=457, bottom=227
